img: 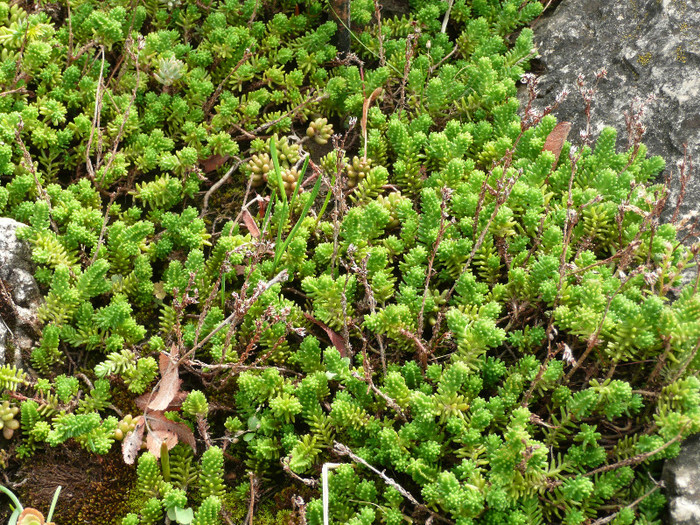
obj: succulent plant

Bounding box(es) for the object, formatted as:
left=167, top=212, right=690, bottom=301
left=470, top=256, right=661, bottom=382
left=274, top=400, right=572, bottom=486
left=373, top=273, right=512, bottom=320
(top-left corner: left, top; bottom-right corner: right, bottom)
left=346, top=156, right=372, bottom=189
left=0, top=400, right=20, bottom=439
left=274, top=137, right=301, bottom=168
left=376, top=191, right=407, bottom=229
left=114, top=414, right=137, bottom=441
left=17, top=508, right=56, bottom=525
left=279, top=167, right=300, bottom=196
left=306, top=117, right=334, bottom=145
left=154, top=56, right=187, bottom=87
left=247, top=153, right=273, bottom=187
left=0, top=0, right=697, bottom=524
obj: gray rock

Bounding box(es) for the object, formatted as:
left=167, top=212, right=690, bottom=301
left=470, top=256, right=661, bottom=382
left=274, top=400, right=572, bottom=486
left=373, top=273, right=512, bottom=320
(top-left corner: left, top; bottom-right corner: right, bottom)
left=526, top=4, right=700, bottom=520
left=663, top=433, right=700, bottom=525
left=521, top=0, right=700, bottom=234
left=0, top=218, right=41, bottom=368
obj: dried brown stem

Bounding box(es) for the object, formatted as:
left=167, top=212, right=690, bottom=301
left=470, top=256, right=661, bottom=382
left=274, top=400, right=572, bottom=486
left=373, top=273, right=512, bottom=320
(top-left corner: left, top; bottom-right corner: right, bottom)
left=250, top=92, right=329, bottom=136
left=281, top=457, right=318, bottom=487
left=181, top=270, right=289, bottom=362
left=372, top=0, right=385, bottom=66
left=14, top=124, right=59, bottom=234
left=85, top=46, right=106, bottom=182
left=201, top=157, right=245, bottom=217
left=203, top=50, right=253, bottom=118
left=333, top=442, right=455, bottom=525
left=417, top=187, right=451, bottom=340
left=590, top=483, right=663, bottom=525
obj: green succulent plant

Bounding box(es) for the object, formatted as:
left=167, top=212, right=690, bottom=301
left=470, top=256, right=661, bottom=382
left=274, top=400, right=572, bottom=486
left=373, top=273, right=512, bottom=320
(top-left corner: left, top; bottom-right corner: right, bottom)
left=0, top=400, right=20, bottom=439
left=0, top=0, right=698, bottom=523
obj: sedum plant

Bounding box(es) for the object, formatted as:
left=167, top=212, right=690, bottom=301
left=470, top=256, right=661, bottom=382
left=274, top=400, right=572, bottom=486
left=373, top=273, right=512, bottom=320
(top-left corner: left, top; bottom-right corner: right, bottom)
left=0, top=0, right=698, bottom=524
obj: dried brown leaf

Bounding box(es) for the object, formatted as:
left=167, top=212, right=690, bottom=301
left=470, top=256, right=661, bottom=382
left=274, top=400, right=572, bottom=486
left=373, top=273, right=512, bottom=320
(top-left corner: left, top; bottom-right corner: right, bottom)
left=201, top=154, right=230, bottom=173
left=121, top=415, right=146, bottom=465
left=146, top=429, right=178, bottom=458
left=148, top=346, right=181, bottom=412
left=543, top=121, right=572, bottom=166
left=303, top=312, right=347, bottom=356
left=135, top=390, right=187, bottom=412
left=146, top=412, right=197, bottom=452
left=241, top=209, right=260, bottom=238
left=361, top=88, right=384, bottom=158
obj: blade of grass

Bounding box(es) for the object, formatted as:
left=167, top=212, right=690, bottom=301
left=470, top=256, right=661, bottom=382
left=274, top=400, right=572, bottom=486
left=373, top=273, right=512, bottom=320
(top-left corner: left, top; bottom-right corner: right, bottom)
left=46, top=486, right=62, bottom=522
left=1, top=485, right=24, bottom=525
left=313, top=171, right=335, bottom=231
left=288, top=155, right=310, bottom=211
left=274, top=201, right=290, bottom=268
left=273, top=165, right=323, bottom=272
left=0, top=485, right=23, bottom=512
left=269, top=135, right=290, bottom=265
left=269, top=135, right=287, bottom=204
left=260, top=192, right=276, bottom=237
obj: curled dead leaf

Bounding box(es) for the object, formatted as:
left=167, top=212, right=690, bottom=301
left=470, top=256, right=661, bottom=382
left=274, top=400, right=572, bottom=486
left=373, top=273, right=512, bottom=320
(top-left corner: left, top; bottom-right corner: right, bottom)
left=135, top=390, right=187, bottom=412
left=201, top=154, right=231, bottom=173
left=146, top=411, right=197, bottom=452
left=303, top=312, right=347, bottom=356
left=122, top=415, right=146, bottom=465
left=241, top=209, right=260, bottom=238
left=148, top=346, right=181, bottom=412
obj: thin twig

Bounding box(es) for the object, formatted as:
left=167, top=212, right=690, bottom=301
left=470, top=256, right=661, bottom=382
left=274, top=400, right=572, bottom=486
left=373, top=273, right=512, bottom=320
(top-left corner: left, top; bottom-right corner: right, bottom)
left=417, top=187, right=451, bottom=339
left=201, top=158, right=244, bottom=217
left=180, top=270, right=289, bottom=362
left=333, top=443, right=455, bottom=525
left=203, top=50, right=253, bottom=117
left=66, top=0, right=73, bottom=62
left=281, top=457, right=318, bottom=487
left=69, top=40, right=97, bottom=65
left=428, top=43, right=459, bottom=76
left=351, top=371, right=407, bottom=421
left=250, top=93, right=329, bottom=135
left=0, top=88, right=30, bottom=97
left=590, top=483, right=663, bottom=525
left=372, top=0, right=385, bottom=66
left=98, top=36, right=143, bottom=188
left=548, top=429, right=687, bottom=489
left=85, top=46, right=106, bottom=182
left=14, top=123, right=59, bottom=234
left=399, top=328, right=430, bottom=369
left=90, top=193, right=117, bottom=265
left=245, top=471, right=257, bottom=525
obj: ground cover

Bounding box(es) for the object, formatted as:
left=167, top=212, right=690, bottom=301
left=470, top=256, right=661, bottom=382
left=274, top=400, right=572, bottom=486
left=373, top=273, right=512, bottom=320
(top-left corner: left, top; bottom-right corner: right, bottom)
left=0, top=0, right=699, bottom=523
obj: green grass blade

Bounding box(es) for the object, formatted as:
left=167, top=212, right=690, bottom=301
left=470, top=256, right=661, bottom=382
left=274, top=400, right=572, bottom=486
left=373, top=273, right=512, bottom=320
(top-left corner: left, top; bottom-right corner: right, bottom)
left=46, top=485, right=62, bottom=522
left=0, top=485, right=23, bottom=513
left=314, top=173, right=334, bottom=230
left=273, top=166, right=323, bottom=271
left=288, top=155, right=310, bottom=211
left=269, top=135, right=287, bottom=204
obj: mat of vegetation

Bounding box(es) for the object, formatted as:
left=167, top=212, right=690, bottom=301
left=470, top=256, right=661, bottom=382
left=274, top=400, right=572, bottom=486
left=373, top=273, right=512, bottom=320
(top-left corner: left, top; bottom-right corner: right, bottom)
left=0, top=0, right=699, bottom=523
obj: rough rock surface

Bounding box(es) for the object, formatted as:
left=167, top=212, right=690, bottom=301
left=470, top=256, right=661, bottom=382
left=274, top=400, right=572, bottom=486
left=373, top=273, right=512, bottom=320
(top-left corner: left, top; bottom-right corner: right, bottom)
left=521, top=0, right=700, bottom=231
left=663, top=434, right=700, bottom=525
left=526, top=2, right=700, bottom=521
left=0, top=218, right=41, bottom=367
